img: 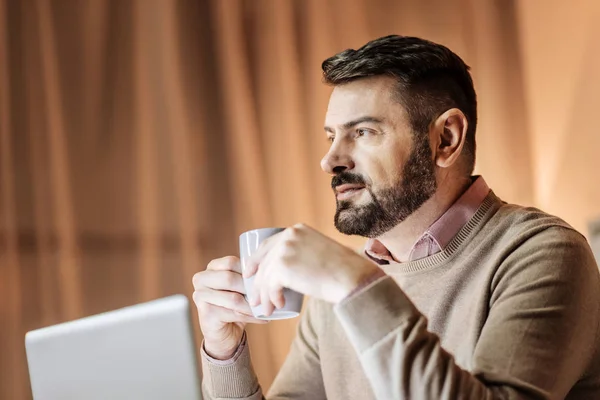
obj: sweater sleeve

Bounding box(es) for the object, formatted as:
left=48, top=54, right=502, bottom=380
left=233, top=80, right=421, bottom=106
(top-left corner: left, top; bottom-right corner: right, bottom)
left=200, top=298, right=326, bottom=399
left=200, top=331, right=262, bottom=400
left=267, top=298, right=326, bottom=399
left=333, top=227, right=600, bottom=399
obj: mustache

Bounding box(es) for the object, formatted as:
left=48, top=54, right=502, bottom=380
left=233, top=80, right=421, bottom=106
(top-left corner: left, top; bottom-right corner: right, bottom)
left=331, top=172, right=367, bottom=190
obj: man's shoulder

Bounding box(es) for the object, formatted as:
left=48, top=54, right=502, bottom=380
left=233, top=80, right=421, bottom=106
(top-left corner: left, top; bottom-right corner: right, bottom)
left=468, top=195, right=595, bottom=270
left=474, top=198, right=600, bottom=294
left=487, top=197, right=584, bottom=244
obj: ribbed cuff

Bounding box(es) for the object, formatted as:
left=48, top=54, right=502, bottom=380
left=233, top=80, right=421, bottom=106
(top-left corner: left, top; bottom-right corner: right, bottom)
left=202, top=332, right=247, bottom=366
left=201, top=333, right=260, bottom=398
left=334, top=275, right=419, bottom=353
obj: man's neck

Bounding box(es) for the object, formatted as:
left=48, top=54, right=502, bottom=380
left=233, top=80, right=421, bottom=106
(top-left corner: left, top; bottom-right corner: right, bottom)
left=376, top=174, right=472, bottom=262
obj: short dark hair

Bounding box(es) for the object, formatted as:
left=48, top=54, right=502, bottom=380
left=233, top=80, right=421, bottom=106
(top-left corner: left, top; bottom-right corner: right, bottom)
left=322, top=35, right=478, bottom=174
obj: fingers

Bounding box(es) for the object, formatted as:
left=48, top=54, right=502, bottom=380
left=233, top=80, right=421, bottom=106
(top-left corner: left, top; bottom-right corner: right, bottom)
left=255, top=285, right=285, bottom=317
left=193, top=270, right=246, bottom=294
left=199, top=303, right=268, bottom=325
left=249, top=264, right=263, bottom=308
left=249, top=260, right=284, bottom=317
left=193, top=287, right=253, bottom=316
left=206, top=256, right=242, bottom=273
left=243, top=259, right=259, bottom=279
left=193, top=256, right=246, bottom=295
left=243, top=232, right=282, bottom=278
left=260, top=285, right=274, bottom=317
left=270, top=286, right=286, bottom=310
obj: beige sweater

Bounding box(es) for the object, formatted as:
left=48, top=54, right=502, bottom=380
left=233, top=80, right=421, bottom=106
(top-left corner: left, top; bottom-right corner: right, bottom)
left=201, top=193, right=600, bottom=399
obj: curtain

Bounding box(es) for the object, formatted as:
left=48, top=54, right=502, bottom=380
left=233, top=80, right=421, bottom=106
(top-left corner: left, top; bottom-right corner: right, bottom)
left=0, top=0, right=535, bottom=398
left=515, top=0, right=600, bottom=229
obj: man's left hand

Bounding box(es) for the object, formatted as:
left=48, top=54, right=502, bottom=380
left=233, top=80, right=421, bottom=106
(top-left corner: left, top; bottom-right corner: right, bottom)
left=243, top=223, right=380, bottom=316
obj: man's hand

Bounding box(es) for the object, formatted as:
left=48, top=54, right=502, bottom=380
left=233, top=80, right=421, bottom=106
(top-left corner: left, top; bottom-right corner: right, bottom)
left=243, top=223, right=379, bottom=317
left=192, top=256, right=268, bottom=360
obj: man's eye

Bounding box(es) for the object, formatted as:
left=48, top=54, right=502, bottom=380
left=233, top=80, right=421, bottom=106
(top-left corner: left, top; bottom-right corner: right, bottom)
left=357, top=129, right=369, bottom=137
left=327, top=136, right=335, bottom=143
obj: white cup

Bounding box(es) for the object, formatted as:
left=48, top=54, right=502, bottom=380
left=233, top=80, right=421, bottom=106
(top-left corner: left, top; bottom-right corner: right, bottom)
left=239, top=228, right=304, bottom=320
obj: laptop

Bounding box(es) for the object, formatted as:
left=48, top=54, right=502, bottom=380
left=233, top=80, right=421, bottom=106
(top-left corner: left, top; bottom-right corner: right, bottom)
left=25, top=294, right=202, bottom=400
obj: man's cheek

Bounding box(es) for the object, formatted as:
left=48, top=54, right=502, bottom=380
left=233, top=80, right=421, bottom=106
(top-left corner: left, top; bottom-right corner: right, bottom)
left=369, top=165, right=396, bottom=188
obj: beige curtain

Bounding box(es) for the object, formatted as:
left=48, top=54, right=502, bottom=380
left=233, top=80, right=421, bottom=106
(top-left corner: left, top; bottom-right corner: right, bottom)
left=0, top=0, right=545, bottom=398
left=516, top=0, right=600, bottom=232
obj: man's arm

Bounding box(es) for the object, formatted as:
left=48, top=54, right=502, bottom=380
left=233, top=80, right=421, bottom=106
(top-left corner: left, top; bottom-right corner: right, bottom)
left=334, top=227, right=600, bottom=399
left=200, top=331, right=262, bottom=400
left=201, top=298, right=326, bottom=399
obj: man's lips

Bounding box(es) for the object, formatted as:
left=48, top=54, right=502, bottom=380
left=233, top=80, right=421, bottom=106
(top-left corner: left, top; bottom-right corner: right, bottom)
left=335, top=184, right=365, bottom=200
left=335, top=184, right=365, bottom=193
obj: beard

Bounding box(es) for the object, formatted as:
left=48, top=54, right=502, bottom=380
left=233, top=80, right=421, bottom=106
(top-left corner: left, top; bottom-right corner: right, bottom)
left=333, top=134, right=437, bottom=238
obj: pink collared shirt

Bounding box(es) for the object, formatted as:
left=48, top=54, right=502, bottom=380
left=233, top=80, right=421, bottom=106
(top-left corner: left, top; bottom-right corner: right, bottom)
left=365, top=176, right=490, bottom=264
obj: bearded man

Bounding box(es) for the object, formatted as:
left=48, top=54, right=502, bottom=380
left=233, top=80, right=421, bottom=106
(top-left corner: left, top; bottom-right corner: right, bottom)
left=192, top=35, right=600, bottom=400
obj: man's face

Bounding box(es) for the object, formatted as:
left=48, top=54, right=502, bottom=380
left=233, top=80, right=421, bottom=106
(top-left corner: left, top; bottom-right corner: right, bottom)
left=321, top=76, right=437, bottom=238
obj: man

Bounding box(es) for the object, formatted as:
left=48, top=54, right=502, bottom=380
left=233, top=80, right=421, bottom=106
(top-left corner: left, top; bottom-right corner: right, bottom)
left=192, top=35, right=600, bottom=399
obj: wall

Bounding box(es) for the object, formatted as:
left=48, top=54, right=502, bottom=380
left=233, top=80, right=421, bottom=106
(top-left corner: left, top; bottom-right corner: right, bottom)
left=516, top=0, right=600, bottom=235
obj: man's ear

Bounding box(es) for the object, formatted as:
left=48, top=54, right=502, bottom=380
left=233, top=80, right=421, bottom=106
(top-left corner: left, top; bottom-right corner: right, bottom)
left=430, top=108, right=468, bottom=169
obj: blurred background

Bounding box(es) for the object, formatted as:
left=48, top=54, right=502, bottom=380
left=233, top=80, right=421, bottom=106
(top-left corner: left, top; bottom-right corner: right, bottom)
left=1, top=0, right=599, bottom=398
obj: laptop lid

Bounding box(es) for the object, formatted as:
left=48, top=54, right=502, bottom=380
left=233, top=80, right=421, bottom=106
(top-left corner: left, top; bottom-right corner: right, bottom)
left=25, top=294, right=201, bottom=400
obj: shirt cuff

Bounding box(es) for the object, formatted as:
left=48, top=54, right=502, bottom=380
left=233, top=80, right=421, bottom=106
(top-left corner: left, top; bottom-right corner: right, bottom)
left=200, top=331, right=261, bottom=398
left=201, top=331, right=247, bottom=366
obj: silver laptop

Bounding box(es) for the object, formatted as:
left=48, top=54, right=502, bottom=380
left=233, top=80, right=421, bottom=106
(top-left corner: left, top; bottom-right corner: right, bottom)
left=25, top=295, right=202, bottom=400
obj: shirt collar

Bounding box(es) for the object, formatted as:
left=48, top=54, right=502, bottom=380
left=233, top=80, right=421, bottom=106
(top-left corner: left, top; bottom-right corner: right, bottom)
left=365, top=176, right=490, bottom=264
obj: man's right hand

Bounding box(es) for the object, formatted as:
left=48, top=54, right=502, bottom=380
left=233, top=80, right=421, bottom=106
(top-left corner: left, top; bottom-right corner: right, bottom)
left=192, top=256, right=268, bottom=360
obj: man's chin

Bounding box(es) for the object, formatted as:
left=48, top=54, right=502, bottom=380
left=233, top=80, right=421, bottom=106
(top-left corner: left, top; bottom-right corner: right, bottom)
left=333, top=199, right=394, bottom=238
left=334, top=208, right=371, bottom=237
left=336, top=196, right=368, bottom=210
left=334, top=204, right=361, bottom=220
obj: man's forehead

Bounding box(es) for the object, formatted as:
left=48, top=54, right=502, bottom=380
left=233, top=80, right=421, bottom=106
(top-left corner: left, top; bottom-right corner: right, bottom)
left=324, top=77, right=403, bottom=127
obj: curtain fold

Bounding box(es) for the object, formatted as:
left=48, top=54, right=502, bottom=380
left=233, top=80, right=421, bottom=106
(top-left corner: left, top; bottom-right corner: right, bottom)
left=0, top=0, right=566, bottom=398
left=0, top=0, right=24, bottom=397
left=38, top=0, right=84, bottom=320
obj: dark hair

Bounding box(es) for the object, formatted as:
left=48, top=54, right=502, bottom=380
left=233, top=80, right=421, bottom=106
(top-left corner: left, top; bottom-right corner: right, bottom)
left=322, top=35, right=478, bottom=174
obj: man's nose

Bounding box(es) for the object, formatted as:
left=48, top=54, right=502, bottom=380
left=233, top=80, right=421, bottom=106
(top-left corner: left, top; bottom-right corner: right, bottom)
left=320, top=145, right=355, bottom=175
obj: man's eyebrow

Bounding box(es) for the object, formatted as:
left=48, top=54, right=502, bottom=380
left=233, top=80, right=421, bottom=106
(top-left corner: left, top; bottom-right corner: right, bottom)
left=324, top=116, right=384, bottom=133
